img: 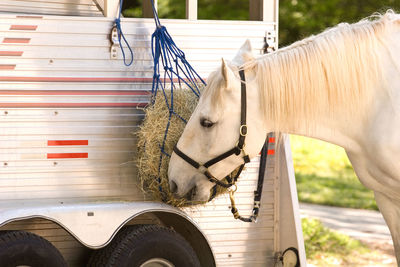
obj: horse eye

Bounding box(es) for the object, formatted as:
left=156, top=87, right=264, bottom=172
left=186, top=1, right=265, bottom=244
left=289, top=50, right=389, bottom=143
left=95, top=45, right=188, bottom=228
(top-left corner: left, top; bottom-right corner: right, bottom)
left=200, top=118, right=214, bottom=128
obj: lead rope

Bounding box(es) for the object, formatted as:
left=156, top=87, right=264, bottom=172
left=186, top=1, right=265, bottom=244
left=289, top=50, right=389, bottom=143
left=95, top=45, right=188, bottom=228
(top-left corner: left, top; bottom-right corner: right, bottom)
left=229, top=134, right=271, bottom=222
left=112, top=0, right=134, bottom=66
left=149, top=0, right=206, bottom=199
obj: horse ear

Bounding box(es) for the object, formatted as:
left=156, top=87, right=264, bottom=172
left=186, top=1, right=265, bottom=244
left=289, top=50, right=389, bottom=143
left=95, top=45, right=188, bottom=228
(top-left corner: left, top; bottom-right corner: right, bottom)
left=221, top=58, right=235, bottom=90
left=232, top=39, right=254, bottom=65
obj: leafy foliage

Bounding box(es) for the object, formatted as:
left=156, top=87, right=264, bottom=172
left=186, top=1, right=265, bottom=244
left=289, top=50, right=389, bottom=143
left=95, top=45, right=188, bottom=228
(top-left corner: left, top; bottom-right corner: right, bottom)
left=123, top=0, right=400, bottom=47
left=279, top=0, right=400, bottom=47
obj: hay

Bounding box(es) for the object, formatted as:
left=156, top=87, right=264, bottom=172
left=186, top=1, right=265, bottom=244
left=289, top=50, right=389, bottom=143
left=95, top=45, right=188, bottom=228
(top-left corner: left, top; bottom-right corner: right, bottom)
left=136, top=89, right=234, bottom=207
left=136, top=89, right=199, bottom=206
left=136, top=88, right=233, bottom=207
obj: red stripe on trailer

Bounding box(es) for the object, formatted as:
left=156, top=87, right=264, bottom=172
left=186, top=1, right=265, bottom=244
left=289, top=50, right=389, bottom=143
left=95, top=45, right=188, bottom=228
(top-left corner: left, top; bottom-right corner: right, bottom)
left=267, top=149, right=275, bottom=155
left=16, top=16, right=43, bottom=19
left=47, top=153, right=88, bottom=159
left=0, top=76, right=206, bottom=83
left=0, top=90, right=150, bottom=96
left=10, top=25, right=38, bottom=31
left=0, top=76, right=153, bottom=83
left=3, top=38, right=30, bottom=44
left=0, top=64, right=16, bottom=70
left=269, top=137, right=275, bottom=143
left=0, top=103, right=147, bottom=108
left=48, top=140, right=88, bottom=146
left=0, top=51, right=23, bottom=56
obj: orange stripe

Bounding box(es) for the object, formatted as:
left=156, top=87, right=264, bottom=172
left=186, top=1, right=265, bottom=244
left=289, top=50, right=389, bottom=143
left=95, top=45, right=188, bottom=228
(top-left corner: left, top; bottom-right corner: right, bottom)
left=0, top=64, right=16, bottom=70
left=0, top=51, right=23, bottom=56
left=268, top=137, right=275, bottom=143
left=10, top=25, right=37, bottom=31
left=267, top=149, right=275, bottom=155
left=3, top=38, right=30, bottom=44
left=47, top=153, right=88, bottom=159
left=48, top=140, right=88, bottom=146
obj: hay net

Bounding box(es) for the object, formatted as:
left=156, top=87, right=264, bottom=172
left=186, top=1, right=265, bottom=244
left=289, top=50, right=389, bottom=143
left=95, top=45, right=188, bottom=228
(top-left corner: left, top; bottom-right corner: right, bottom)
left=136, top=1, right=206, bottom=207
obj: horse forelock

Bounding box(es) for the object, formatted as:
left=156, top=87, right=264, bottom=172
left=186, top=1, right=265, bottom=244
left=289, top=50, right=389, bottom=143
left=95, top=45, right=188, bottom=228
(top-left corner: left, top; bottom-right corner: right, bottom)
left=241, top=10, right=399, bottom=132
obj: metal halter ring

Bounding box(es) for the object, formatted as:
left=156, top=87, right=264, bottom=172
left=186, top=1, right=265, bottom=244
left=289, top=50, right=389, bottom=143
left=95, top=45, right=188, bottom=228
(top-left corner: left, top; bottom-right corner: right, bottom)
left=239, top=124, right=248, bottom=137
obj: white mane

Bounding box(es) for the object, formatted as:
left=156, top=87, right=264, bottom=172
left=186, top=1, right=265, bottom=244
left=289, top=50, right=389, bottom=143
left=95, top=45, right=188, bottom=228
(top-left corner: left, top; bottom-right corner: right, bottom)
left=243, top=10, right=400, bottom=131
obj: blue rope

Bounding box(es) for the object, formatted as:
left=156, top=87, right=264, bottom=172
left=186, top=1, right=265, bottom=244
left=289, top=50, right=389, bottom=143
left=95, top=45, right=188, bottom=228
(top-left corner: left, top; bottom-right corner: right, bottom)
left=149, top=0, right=206, bottom=195
left=115, top=0, right=134, bottom=66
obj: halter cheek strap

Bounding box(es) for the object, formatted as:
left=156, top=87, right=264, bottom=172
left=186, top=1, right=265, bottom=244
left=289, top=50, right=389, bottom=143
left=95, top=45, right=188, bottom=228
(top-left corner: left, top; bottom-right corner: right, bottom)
left=172, top=69, right=268, bottom=223
left=173, top=69, right=250, bottom=189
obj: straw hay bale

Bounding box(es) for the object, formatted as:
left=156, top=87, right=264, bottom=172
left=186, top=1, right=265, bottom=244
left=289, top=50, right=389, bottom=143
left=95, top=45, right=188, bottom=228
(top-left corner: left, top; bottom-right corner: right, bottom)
left=136, top=89, right=199, bottom=206
left=136, top=88, right=234, bottom=207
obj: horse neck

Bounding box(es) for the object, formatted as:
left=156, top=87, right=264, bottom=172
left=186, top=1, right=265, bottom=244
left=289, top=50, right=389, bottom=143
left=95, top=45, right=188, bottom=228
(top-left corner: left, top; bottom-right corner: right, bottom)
left=255, top=59, right=375, bottom=150
left=253, top=28, right=388, bottom=149
left=268, top=113, right=362, bottom=150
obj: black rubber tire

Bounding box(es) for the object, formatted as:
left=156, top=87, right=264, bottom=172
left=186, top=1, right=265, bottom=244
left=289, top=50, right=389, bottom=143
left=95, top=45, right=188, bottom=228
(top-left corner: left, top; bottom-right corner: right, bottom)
left=0, top=230, right=67, bottom=267
left=88, top=225, right=201, bottom=267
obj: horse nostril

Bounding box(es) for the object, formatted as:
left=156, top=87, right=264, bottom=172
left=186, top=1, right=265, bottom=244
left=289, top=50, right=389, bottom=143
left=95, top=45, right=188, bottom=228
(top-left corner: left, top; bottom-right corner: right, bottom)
left=186, top=186, right=197, bottom=201
left=170, top=180, right=178, bottom=194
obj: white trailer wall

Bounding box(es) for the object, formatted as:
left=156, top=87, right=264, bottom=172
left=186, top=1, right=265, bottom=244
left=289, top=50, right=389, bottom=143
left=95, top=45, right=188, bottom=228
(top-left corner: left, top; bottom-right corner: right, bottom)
left=0, top=0, right=103, bottom=17
left=0, top=13, right=290, bottom=266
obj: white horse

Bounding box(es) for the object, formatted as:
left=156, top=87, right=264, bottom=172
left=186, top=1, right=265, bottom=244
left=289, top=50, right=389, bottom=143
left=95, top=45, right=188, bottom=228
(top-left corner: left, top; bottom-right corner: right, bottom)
left=168, top=11, right=400, bottom=263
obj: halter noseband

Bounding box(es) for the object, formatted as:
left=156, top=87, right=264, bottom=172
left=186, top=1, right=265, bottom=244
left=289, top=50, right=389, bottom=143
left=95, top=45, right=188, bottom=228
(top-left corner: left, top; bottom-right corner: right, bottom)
left=173, top=69, right=250, bottom=191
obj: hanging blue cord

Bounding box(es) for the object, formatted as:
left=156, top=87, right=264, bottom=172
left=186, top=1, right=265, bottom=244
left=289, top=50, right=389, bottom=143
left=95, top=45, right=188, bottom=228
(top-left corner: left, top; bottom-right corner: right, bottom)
left=114, top=0, right=134, bottom=66
left=149, top=0, right=206, bottom=197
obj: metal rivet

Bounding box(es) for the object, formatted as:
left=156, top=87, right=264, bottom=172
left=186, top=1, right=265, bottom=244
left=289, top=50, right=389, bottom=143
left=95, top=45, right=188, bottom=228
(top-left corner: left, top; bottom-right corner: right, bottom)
left=4, top=111, right=8, bottom=115
left=53, top=162, right=57, bottom=166
left=54, top=111, right=58, bottom=115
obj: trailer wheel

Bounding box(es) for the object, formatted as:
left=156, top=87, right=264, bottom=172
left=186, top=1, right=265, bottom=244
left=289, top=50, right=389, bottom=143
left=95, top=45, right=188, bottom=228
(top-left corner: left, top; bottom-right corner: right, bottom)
left=0, top=230, right=67, bottom=267
left=88, top=225, right=201, bottom=267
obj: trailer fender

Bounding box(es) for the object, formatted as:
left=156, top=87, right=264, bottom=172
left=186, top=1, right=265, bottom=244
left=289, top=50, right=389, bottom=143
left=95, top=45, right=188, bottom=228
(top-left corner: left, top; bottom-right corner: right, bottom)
left=0, top=200, right=215, bottom=266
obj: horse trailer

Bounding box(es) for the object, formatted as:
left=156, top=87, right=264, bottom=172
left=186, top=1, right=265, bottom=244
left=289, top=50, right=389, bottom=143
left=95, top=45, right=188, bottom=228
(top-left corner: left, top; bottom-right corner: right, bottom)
left=0, top=0, right=306, bottom=266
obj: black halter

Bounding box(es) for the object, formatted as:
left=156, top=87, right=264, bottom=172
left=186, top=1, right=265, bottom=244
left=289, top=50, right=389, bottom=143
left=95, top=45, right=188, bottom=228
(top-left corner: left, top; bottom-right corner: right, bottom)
left=173, top=70, right=251, bottom=192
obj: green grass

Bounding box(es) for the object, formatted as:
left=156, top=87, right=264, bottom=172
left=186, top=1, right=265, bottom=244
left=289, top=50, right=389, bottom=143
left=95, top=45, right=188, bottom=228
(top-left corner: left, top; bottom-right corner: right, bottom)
left=302, top=218, right=368, bottom=257
left=302, top=218, right=371, bottom=265
left=290, top=135, right=378, bottom=210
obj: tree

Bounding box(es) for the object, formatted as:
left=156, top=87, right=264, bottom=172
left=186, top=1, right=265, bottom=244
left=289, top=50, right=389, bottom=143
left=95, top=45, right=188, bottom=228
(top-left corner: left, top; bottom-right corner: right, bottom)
left=279, top=0, right=400, bottom=47
left=123, top=0, right=400, bottom=47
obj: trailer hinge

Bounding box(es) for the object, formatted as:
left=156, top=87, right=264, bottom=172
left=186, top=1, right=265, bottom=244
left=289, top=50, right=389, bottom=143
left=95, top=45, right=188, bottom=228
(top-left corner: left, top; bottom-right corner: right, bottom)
left=110, top=26, right=119, bottom=59
left=264, top=30, right=276, bottom=54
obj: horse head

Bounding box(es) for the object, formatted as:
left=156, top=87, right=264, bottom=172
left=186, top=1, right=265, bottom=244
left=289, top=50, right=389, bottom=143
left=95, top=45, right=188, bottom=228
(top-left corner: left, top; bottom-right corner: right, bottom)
left=168, top=40, right=268, bottom=202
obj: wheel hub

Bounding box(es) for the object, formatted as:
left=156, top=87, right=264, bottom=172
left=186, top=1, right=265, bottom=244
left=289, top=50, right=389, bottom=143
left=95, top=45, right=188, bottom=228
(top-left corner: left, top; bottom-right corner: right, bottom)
left=140, top=258, right=175, bottom=267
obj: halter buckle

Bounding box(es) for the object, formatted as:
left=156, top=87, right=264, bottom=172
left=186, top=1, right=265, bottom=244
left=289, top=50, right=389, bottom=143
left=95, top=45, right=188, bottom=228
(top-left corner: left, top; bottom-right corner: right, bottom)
left=239, top=124, right=248, bottom=137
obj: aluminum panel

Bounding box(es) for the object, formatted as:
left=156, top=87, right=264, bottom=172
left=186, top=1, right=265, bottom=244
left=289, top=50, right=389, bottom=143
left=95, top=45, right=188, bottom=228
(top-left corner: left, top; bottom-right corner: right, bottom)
left=0, top=0, right=103, bottom=17
left=0, top=11, right=279, bottom=267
